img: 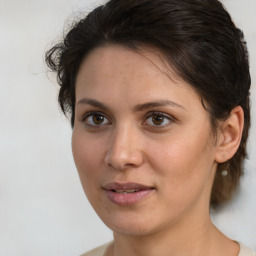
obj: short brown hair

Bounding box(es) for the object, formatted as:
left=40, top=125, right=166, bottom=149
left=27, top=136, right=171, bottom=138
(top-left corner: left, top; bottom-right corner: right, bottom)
left=45, top=0, right=251, bottom=207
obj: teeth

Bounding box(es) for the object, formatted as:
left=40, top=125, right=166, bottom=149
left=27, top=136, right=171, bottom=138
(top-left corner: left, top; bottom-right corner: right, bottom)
left=114, top=189, right=139, bottom=194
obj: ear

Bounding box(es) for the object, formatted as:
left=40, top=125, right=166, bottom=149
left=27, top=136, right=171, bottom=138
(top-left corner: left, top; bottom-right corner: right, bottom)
left=214, top=106, right=244, bottom=163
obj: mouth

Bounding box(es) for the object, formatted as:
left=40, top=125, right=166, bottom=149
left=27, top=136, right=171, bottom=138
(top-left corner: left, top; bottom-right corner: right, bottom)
left=113, top=189, right=141, bottom=194
left=103, top=182, right=155, bottom=205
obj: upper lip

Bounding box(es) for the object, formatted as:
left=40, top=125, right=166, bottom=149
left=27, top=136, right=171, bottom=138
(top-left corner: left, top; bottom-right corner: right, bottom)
left=103, top=182, right=154, bottom=191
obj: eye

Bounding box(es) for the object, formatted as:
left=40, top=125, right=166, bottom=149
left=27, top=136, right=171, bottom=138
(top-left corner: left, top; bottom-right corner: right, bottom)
left=144, top=112, right=173, bottom=127
left=82, top=112, right=110, bottom=127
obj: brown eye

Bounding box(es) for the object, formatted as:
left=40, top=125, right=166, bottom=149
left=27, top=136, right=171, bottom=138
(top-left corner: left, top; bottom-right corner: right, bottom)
left=83, top=113, right=110, bottom=126
left=144, top=112, right=173, bottom=127
left=152, top=115, right=165, bottom=125
left=93, top=114, right=105, bottom=125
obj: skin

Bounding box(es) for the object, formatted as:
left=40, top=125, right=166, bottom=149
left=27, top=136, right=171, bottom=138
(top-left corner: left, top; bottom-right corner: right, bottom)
left=72, top=45, right=243, bottom=256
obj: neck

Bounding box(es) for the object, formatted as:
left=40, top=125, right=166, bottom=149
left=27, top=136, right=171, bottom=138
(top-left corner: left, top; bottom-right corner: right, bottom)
left=110, top=211, right=239, bottom=256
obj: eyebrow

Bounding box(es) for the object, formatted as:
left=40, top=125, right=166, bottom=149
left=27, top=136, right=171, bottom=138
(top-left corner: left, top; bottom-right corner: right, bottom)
left=133, top=100, right=185, bottom=112
left=77, top=98, right=109, bottom=111
left=77, top=98, right=186, bottom=112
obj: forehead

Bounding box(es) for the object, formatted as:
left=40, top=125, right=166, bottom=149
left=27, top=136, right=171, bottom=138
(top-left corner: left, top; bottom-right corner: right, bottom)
left=75, top=44, right=201, bottom=108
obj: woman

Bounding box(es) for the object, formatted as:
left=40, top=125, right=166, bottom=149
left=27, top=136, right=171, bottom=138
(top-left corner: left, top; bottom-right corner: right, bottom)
left=46, top=0, right=255, bottom=255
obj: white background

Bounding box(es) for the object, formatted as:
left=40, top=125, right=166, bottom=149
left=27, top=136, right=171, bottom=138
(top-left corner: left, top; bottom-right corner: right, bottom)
left=0, top=0, right=255, bottom=255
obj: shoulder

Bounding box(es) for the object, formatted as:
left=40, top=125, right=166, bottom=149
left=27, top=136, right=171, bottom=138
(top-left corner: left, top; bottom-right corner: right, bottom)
left=238, top=243, right=256, bottom=256
left=80, top=242, right=112, bottom=256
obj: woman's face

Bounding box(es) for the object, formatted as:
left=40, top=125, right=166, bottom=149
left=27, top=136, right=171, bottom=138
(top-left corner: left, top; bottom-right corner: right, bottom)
left=72, top=45, right=219, bottom=236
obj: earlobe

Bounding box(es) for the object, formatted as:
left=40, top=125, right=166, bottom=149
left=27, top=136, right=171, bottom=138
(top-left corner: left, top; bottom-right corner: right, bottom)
left=214, top=106, right=244, bottom=163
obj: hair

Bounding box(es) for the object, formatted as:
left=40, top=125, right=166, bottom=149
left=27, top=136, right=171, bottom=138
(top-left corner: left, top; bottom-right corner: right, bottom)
left=45, top=0, right=251, bottom=208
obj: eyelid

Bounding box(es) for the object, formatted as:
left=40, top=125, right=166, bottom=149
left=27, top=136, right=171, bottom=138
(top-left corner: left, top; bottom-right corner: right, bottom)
left=79, top=110, right=175, bottom=129
left=81, top=111, right=111, bottom=127
left=143, top=111, right=175, bottom=127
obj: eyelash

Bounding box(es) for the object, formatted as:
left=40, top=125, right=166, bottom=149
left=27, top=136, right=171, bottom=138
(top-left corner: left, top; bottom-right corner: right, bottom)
left=81, top=111, right=111, bottom=128
left=143, top=111, right=174, bottom=128
left=81, top=111, right=174, bottom=129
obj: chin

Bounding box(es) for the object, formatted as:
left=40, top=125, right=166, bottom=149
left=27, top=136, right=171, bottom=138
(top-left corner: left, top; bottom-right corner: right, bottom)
left=101, top=212, right=163, bottom=237
left=111, top=223, right=155, bottom=237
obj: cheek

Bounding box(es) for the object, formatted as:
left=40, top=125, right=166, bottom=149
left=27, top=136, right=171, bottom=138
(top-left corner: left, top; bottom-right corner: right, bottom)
left=71, top=132, right=105, bottom=190
left=149, top=134, right=212, bottom=173
left=147, top=131, right=215, bottom=199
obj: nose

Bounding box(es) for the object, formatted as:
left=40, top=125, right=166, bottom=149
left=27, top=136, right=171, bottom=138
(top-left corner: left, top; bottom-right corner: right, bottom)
left=104, top=125, right=144, bottom=170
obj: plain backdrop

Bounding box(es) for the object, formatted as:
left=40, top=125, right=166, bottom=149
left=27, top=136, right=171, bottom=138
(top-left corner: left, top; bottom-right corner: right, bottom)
left=0, top=0, right=255, bottom=255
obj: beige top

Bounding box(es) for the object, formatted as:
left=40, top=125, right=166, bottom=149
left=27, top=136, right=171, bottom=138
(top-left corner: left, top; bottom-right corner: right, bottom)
left=81, top=242, right=256, bottom=256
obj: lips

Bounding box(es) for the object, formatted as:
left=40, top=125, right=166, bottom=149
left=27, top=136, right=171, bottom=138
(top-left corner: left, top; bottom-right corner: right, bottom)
left=103, top=182, right=154, bottom=205
left=114, top=189, right=140, bottom=194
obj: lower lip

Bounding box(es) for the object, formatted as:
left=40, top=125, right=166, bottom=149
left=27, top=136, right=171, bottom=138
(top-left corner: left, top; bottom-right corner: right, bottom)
left=105, top=189, right=154, bottom=205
